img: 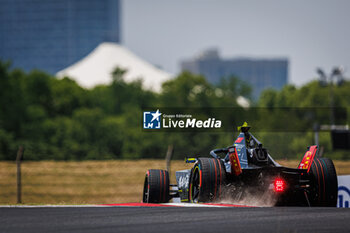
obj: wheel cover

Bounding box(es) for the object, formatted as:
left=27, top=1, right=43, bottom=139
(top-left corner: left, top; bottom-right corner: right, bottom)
left=190, top=166, right=200, bottom=203
left=143, top=176, right=149, bottom=203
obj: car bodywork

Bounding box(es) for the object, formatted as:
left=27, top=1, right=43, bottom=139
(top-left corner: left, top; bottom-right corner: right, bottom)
left=171, top=123, right=335, bottom=206
left=143, top=122, right=338, bottom=206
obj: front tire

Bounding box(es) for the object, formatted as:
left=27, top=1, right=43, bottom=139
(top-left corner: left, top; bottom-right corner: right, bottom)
left=309, top=157, right=338, bottom=207
left=143, top=169, right=170, bottom=203
left=189, top=158, right=226, bottom=203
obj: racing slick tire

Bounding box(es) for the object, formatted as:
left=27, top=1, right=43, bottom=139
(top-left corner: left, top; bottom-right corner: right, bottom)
left=189, top=158, right=226, bottom=203
left=143, top=169, right=170, bottom=203
left=309, top=158, right=338, bottom=207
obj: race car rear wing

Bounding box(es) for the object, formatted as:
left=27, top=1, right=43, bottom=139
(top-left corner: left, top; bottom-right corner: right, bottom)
left=297, top=145, right=318, bottom=173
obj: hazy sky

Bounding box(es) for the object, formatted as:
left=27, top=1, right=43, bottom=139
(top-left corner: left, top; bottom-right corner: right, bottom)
left=123, top=0, right=350, bottom=85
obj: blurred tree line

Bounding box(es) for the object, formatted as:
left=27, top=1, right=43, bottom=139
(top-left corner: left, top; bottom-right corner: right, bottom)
left=0, top=61, right=249, bottom=160
left=0, top=60, right=349, bottom=160
left=257, top=81, right=350, bottom=160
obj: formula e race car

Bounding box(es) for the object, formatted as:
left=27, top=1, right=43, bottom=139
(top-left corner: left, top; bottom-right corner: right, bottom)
left=142, top=123, right=338, bottom=206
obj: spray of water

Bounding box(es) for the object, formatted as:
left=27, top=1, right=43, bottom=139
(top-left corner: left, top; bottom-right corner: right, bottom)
left=217, top=179, right=278, bottom=207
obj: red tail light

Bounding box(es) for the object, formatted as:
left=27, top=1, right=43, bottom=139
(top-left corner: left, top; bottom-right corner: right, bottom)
left=274, top=178, right=285, bottom=192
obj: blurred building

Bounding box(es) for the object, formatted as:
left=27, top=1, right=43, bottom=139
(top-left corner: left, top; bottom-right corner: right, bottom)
left=0, top=0, right=121, bottom=74
left=181, top=49, right=288, bottom=98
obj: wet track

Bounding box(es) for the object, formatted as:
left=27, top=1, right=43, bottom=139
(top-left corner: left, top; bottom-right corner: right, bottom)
left=1, top=206, right=349, bottom=233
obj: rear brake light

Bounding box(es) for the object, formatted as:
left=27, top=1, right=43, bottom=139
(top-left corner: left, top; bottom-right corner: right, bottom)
left=274, top=178, right=285, bottom=192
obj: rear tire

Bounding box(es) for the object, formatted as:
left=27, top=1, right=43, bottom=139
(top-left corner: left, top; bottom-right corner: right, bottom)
left=309, top=158, right=338, bottom=207
left=189, top=158, right=226, bottom=203
left=143, top=169, right=170, bottom=203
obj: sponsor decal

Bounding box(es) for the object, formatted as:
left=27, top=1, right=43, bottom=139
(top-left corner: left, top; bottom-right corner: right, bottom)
left=228, top=147, right=242, bottom=176
left=178, top=174, right=190, bottom=189
left=235, top=137, right=244, bottom=143
left=338, top=186, right=350, bottom=208
left=298, top=146, right=317, bottom=172
left=338, top=175, right=350, bottom=208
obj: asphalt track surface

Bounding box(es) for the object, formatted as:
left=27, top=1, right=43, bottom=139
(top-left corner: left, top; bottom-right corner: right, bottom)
left=1, top=206, right=350, bottom=233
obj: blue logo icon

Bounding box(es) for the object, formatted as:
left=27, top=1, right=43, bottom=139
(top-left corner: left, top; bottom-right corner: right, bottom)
left=143, top=110, right=162, bottom=129
left=338, top=186, right=350, bottom=208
